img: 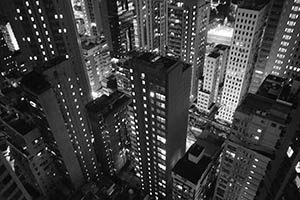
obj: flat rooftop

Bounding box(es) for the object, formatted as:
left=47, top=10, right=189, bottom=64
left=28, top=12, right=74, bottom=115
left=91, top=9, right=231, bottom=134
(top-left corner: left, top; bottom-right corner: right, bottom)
left=131, top=52, right=190, bottom=74
left=236, top=93, right=291, bottom=124
left=208, top=51, right=220, bottom=59
left=86, top=91, right=131, bottom=118
left=215, top=44, right=230, bottom=51
left=239, top=0, right=269, bottom=11
left=21, top=71, right=51, bottom=94
left=173, top=153, right=211, bottom=185
left=0, top=108, right=35, bottom=135
left=189, top=145, right=204, bottom=157
left=256, top=75, right=286, bottom=100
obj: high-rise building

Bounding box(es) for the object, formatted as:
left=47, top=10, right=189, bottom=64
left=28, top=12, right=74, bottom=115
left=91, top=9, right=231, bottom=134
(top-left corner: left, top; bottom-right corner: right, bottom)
left=172, top=136, right=222, bottom=200
left=161, top=0, right=210, bottom=101
left=213, top=139, right=271, bottom=200
left=216, top=1, right=269, bottom=123
left=197, top=44, right=229, bottom=114
left=248, top=0, right=285, bottom=93
left=135, top=0, right=209, bottom=101
left=0, top=96, right=64, bottom=196
left=81, top=37, right=112, bottom=99
left=126, top=52, right=191, bottom=199
left=0, top=0, right=100, bottom=189
left=251, top=76, right=300, bottom=200
left=82, top=0, right=138, bottom=57
left=21, top=58, right=100, bottom=189
left=134, top=0, right=164, bottom=53
left=86, top=91, right=131, bottom=176
left=214, top=75, right=300, bottom=200
left=262, top=0, right=300, bottom=80
left=70, top=0, right=103, bottom=36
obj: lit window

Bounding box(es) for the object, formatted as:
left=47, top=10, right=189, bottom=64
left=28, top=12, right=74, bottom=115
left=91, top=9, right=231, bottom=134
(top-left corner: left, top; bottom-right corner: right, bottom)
left=287, top=146, right=294, bottom=158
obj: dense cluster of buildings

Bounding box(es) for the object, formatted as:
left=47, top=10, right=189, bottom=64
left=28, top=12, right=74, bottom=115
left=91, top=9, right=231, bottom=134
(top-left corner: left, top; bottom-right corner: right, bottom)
left=0, top=0, right=300, bottom=200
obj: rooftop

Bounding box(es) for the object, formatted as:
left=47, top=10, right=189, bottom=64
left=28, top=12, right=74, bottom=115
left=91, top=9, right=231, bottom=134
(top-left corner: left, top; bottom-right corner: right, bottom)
left=0, top=107, right=35, bottom=135
left=189, top=145, right=204, bottom=157
left=86, top=91, right=131, bottom=118
left=236, top=93, right=291, bottom=124
left=256, top=75, right=286, bottom=100
left=21, top=71, right=51, bottom=94
left=239, top=0, right=269, bottom=11
left=215, top=44, right=230, bottom=51
left=208, top=51, right=220, bottom=59
left=81, top=37, right=108, bottom=51
left=131, top=52, right=190, bottom=74
left=173, top=151, right=212, bottom=185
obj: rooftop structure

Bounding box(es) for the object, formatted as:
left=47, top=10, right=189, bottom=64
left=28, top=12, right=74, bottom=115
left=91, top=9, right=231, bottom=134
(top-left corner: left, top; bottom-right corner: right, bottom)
left=172, top=136, right=223, bottom=200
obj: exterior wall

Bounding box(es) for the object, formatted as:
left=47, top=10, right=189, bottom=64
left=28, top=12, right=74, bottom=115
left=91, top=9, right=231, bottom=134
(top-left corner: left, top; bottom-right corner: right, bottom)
left=0, top=150, right=32, bottom=200
left=213, top=140, right=270, bottom=200
left=216, top=5, right=268, bottom=123
left=249, top=0, right=285, bottom=93
left=126, top=54, right=191, bottom=200
left=264, top=0, right=300, bottom=79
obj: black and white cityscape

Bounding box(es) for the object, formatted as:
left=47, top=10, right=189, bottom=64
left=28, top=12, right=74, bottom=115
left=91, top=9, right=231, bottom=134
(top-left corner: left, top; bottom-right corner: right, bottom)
left=0, top=0, right=300, bottom=200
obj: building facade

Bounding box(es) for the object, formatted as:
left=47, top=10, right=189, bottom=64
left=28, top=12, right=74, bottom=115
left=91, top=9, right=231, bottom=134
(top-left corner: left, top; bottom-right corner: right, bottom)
left=172, top=137, right=222, bottom=200
left=216, top=1, right=269, bottom=123
left=264, top=0, right=300, bottom=79
left=248, top=0, right=285, bottom=93
left=197, top=44, right=229, bottom=114
left=81, top=37, right=112, bottom=99
left=126, top=53, right=191, bottom=199
left=214, top=75, right=300, bottom=200
left=86, top=91, right=131, bottom=176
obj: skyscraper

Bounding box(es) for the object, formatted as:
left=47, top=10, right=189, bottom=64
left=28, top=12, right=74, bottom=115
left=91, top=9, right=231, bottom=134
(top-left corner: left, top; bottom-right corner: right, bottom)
left=86, top=91, right=131, bottom=176
left=21, top=58, right=99, bottom=189
left=248, top=0, right=285, bottom=93
left=135, top=0, right=210, bottom=101
left=214, top=75, right=300, bottom=200
left=216, top=1, right=269, bottom=123
left=263, top=0, right=300, bottom=79
left=161, top=0, right=210, bottom=101
left=134, top=0, right=164, bottom=53
left=197, top=44, right=229, bottom=114
left=0, top=0, right=101, bottom=189
left=81, top=37, right=112, bottom=99
left=126, top=52, right=191, bottom=199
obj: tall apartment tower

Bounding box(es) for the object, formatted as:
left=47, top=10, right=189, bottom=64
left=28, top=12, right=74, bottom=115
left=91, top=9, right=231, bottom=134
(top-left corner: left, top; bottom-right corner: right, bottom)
left=81, top=37, right=112, bottom=99
left=161, top=0, right=210, bottom=101
left=213, top=139, right=271, bottom=200
left=134, top=0, right=164, bottom=53
left=0, top=0, right=90, bottom=90
left=214, top=75, right=300, bottom=200
left=248, top=0, right=285, bottom=93
left=86, top=92, right=131, bottom=176
left=261, top=0, right=300, bottom=79
left=252, top=76, right=300, bottom=200
left=21, top=59, right=100, bottom=189
left=0, top=0, right=101, bottom=188
left=127, top=53, right=191, bottom=200
left=83, top=0, right=137, bottom=56
left=197, top=44, right=229, bottom=114
left=216, top=1, right=269, bottom=123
